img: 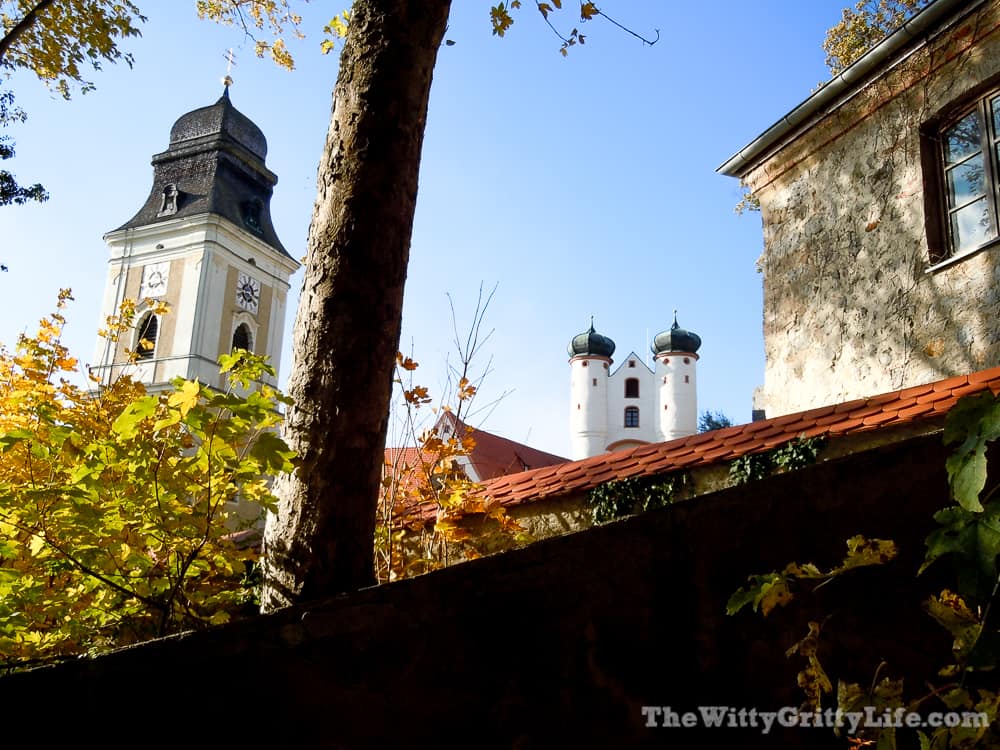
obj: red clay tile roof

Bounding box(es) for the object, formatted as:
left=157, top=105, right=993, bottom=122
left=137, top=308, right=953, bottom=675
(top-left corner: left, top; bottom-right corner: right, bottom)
left=436, top=411, right=568, bottom=480
left=399, top=366, right=1000, bottom=523
left=384, top=414, right=569, bottom=518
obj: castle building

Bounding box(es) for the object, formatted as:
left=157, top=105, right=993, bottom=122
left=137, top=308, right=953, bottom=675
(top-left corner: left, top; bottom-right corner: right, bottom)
left=91, top=86, right=300, bottom=390
left=568, top=316, right=702, bottom=460
left=718, top=0, right=1000, bottom=419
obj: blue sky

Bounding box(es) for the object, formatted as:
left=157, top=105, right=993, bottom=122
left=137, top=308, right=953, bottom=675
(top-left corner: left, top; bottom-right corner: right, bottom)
left=2, top=1, right=858, bottom=458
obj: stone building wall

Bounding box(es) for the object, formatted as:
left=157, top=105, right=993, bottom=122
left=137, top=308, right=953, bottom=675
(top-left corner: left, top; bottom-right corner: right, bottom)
left=743, top=1, right=1000, bottom=418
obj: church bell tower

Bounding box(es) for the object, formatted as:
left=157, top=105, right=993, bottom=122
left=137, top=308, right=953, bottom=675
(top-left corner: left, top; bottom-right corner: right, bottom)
left=92, top=86, right=300, bottom=390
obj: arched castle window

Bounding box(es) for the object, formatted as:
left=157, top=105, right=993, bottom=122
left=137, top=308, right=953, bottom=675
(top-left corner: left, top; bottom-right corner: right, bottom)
left=624, top=406, right=639, bottom=428
left=625, top=378, right=639, bottom=398
left=232, top=322, right=253, bottom=352
left=135, top=312, right=159, bottom=360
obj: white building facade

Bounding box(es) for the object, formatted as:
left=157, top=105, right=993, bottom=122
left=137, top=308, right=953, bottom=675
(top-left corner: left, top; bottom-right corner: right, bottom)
left=568, top=318, right=701, bottom=460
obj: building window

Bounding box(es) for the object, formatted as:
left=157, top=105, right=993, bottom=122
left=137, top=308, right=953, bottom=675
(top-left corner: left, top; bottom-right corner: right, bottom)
left=135, top=312, right=158, bottom=360
left=582, top=361, right=588, bottom=367
left=929, top=90, right=1000, bottom=262
left=628, top=360, right=636, bottom=368
left=242, top=199, right=263, bottom=233
left=592, top=378, right=597, bottom=386
left=232, top=322, right=253, bottom=352
left=625, top=378, right=639, bottom=398
left=624, top=406, right=639, bottom=428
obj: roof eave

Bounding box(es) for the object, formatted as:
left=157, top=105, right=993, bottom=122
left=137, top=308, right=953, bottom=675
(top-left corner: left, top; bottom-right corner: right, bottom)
left=716, top=0, right=985, bottom=178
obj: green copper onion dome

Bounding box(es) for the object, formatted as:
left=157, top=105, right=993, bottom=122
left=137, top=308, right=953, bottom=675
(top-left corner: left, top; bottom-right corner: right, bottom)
left=652, top=313, right=701, bottom=356
left=568, top=321, right=616, bottom=358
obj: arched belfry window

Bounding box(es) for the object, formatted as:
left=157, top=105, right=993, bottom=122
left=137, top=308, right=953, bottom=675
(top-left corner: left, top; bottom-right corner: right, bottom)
left=624, top=406, right=639, bottom=428
left=135, top=312, right=159, bottom=360
left=625, top=378, right=639, bottom=398
left=232, top=322, right=253, bottom=352
left=242, top=199, right=263, bottom=233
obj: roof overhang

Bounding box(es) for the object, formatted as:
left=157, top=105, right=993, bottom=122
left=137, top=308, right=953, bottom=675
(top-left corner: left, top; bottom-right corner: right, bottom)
left=716, top=0, right=985, bottom=178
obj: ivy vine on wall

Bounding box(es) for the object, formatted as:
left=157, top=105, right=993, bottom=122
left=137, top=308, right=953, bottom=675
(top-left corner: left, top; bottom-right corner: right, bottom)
left=586, top=473, right=689, bottom=525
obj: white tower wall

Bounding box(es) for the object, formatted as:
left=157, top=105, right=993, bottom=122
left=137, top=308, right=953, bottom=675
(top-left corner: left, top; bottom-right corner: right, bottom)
left=655, top=352, right=699, bottom=442
left=569, top=355, right=610, bottom=460
left=91, top=91, right=299, bottom=393
left=93, top=216, right=297, bottom=391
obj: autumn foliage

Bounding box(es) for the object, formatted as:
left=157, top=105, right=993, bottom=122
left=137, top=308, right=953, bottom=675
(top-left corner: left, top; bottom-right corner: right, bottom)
left=0, top=291, right=295, bottom=667
left=375, top=351, right=528, bottom=583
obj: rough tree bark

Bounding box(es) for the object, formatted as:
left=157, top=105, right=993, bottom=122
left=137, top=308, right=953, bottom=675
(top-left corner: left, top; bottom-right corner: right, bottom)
left=261, top=0, right=453, bottom=610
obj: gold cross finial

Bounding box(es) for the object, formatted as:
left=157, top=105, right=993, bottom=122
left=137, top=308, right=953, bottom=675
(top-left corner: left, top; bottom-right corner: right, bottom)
left=222, top=48, right=236, bottom=89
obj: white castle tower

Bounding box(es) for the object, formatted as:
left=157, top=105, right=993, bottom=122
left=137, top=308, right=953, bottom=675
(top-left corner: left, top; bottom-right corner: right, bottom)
left=568, top=321, right=616, bottom=459
left=568, top=315, right=702, bottom=460
left=92, top=86, right=300, bottom=390
left=652, top=314, right=702, bottom=443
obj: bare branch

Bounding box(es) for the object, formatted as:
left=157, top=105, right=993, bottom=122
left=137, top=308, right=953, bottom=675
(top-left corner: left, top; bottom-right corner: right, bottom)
left=595, top=8, right=659, bottom=47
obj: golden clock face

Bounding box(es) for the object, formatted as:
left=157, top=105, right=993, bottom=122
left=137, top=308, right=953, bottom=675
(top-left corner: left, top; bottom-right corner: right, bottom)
left=236, top=272, right=260, bottom=312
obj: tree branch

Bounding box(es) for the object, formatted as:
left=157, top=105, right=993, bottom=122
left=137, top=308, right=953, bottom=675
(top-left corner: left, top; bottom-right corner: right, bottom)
left=0, top=0, right=60, bottom=64
left=595, top=8, right=659, bottom=47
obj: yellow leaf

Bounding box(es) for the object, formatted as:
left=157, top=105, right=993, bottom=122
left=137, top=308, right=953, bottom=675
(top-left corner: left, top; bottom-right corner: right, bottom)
left=167, top=379, right=201, bottom=417
left=28, top=535, right=46, bottom=557
left=759, top=578, right=793, bottom=615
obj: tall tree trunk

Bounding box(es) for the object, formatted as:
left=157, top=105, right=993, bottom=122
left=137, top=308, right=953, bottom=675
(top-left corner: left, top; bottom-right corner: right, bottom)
left=261, top=0, right=452, bottom=610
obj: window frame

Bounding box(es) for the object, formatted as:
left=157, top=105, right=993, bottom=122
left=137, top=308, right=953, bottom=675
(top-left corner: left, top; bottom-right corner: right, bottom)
left=624, top=377, right=639, bottom=399
left=134, top=311, right=159, bottom=361
left=925, top=83, right=1000, bottom=266
left=624, top=406, right=640, bottom=428
left=232, top=322, right=254, bottom=353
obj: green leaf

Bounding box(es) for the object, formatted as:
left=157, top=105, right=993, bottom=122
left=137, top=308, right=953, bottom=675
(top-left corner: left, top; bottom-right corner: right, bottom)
left=0, top=429, right=34, bottom=451
left=922, top=500, right=1000, bottom=598
left=250, top=430, right=296, bottom=474
left=946, top=446, right=987, bottom=513
left=111, top=396, right=158, bottom=438
left=726, top=572, right=791, bottom=616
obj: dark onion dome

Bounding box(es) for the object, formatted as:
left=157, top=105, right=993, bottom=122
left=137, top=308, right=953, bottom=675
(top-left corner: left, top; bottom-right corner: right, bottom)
left=114, top=86, right=291, bottom=259
left=169, top=87, right=268, bottom=159
left=652, top=314, right=701, bottom=356
left=568, top=322, right=616, bottom=359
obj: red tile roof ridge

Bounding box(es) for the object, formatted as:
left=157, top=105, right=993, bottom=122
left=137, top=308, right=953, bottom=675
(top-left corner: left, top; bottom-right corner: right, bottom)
left=932, top=373, right=969, bottom=391
left=393, top=367, right=1000, bottom=523
left=969, top=366, right=1000, bottom=385
left=790, top=404, right=836, bottom=423
left=834, top=398, right=870, bottom=413
left=897, top=383, right=935, bottom=399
